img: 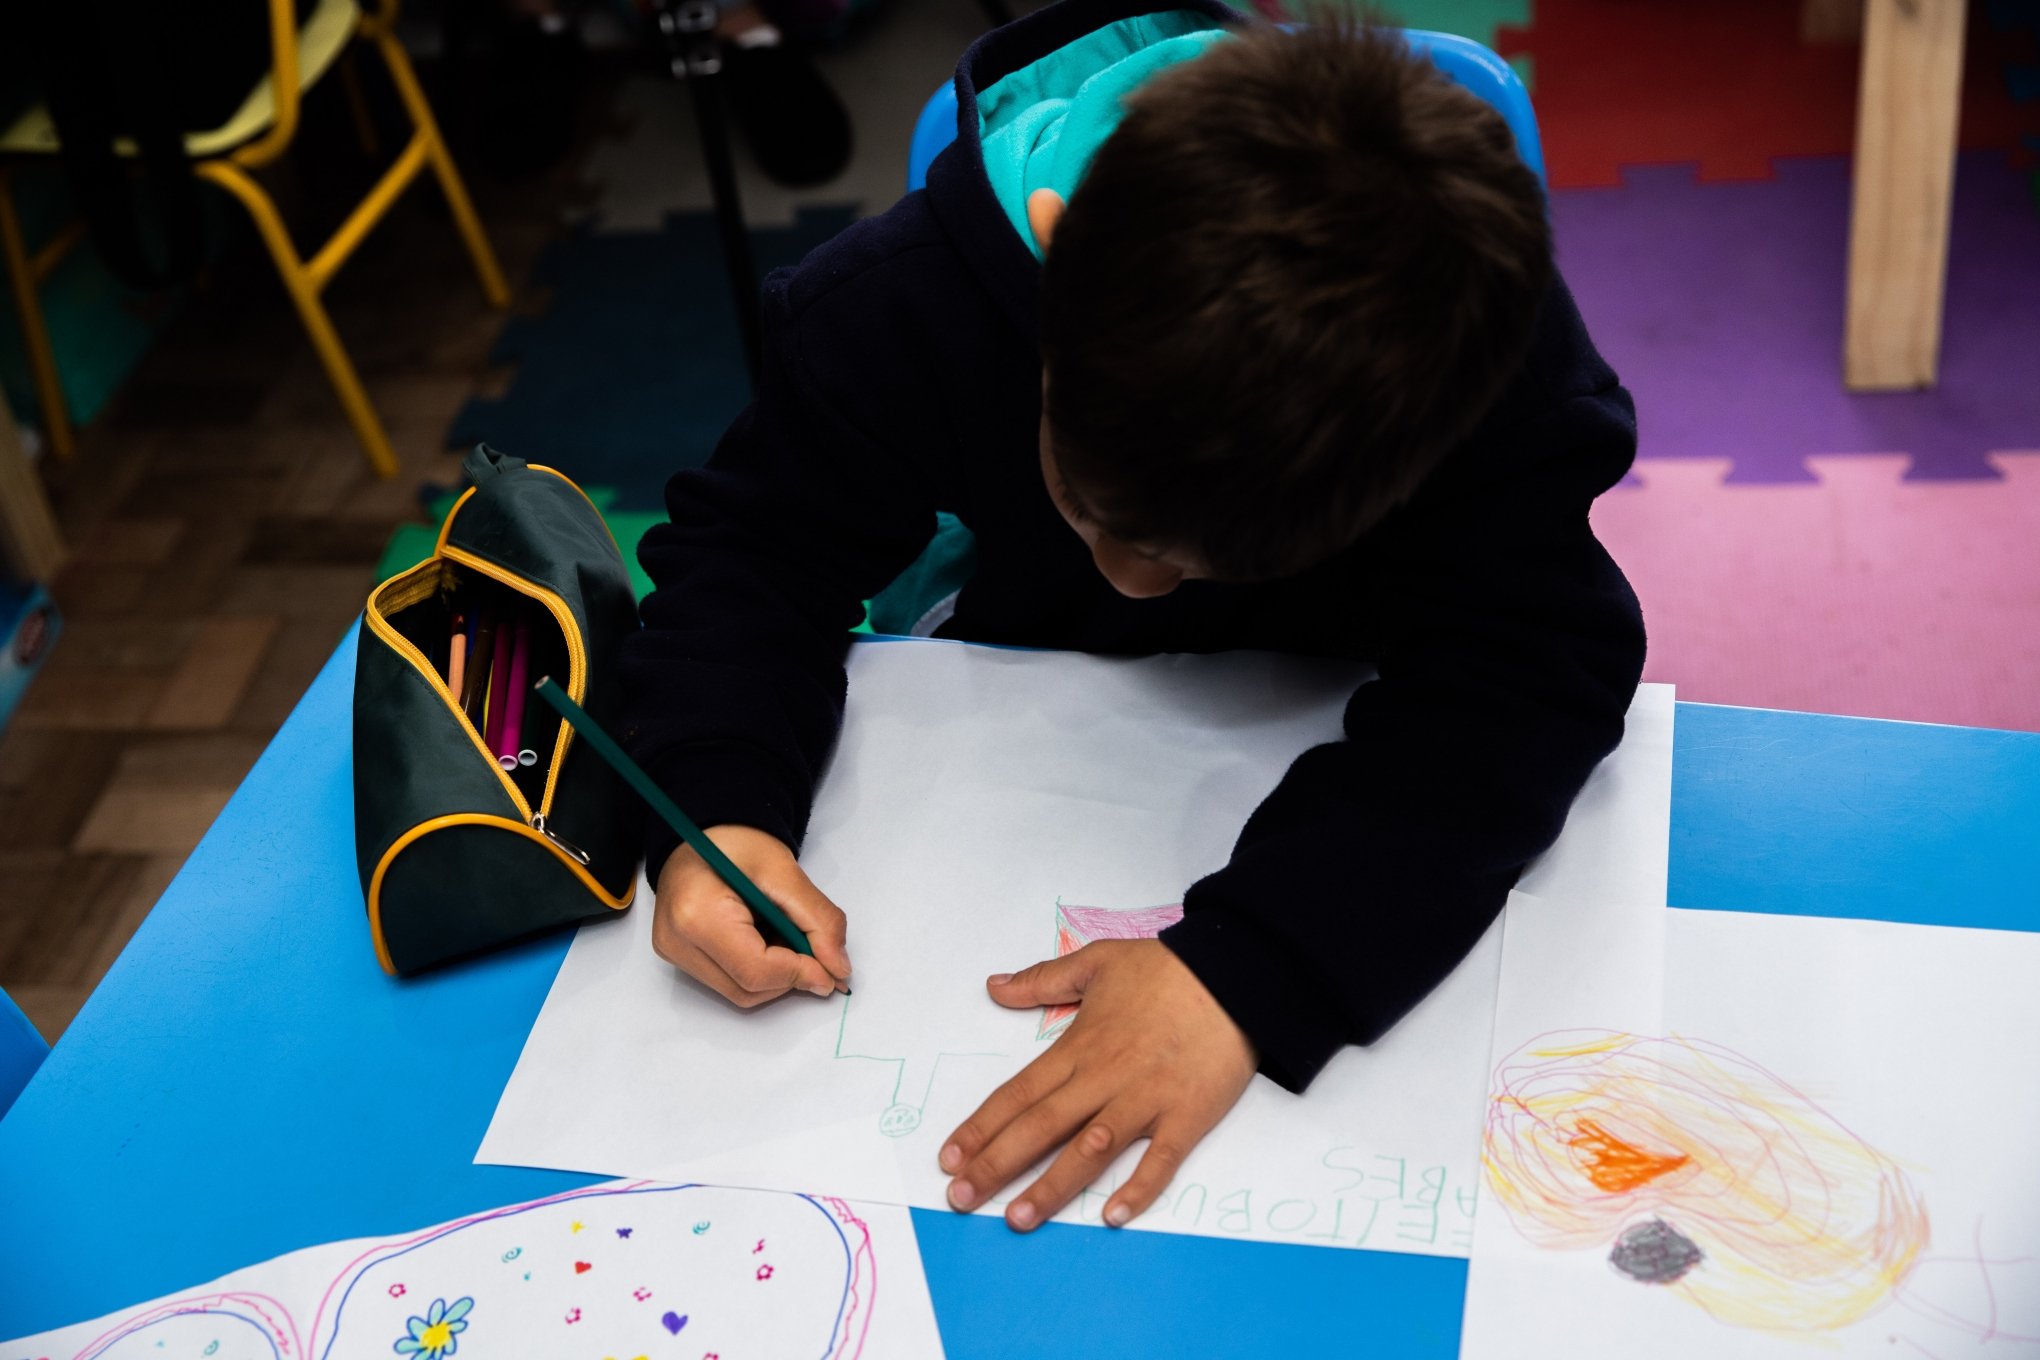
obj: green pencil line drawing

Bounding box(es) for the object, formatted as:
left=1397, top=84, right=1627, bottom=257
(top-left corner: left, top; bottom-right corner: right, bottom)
left=826, top=899, right=1187, bottom=1137
left=831, top=994, right=1007, bottom=1137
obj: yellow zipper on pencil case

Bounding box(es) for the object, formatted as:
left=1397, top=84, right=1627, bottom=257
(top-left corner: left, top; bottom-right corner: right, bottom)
left=365, top=812, right=634, bottom=975
left=358, top=450, right=637, bottom=977
left=430, top=464, right=622, bottom=559
left=436, top=545, right=586, bottom=823
left=363, top=561, right=541, bottom=823
left=362, top=550, right=584, bottom=835
left=428, top=463, right=615, bottom=823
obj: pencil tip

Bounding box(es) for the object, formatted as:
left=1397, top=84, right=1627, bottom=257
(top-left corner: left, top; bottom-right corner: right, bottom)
left=842, top=986, right=854, bottom=997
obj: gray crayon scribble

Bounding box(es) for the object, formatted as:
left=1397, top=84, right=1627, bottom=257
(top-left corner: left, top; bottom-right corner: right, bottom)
left=1608, top=1218, right=1704, bottom=1284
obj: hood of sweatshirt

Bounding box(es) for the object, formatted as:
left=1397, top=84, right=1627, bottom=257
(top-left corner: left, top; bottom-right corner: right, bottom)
left=923, top=0, right=1249, bottom=341
left=979, top=13, right=1229, bottom=259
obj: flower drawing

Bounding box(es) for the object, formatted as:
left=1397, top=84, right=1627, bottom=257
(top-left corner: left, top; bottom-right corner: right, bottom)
left=393, top=1296, right=473, bottom=1359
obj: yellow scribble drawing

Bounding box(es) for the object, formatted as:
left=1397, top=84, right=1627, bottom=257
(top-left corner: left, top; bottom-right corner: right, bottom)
left=1483, top=1029, right=1930, bottom=1333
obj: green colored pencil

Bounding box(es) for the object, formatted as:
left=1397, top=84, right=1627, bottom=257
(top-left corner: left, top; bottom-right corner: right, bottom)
left=533, top=677, right=845, bottom=993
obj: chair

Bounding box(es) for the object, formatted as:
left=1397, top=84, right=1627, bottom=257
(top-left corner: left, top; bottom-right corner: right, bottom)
left=0, top=0, right=508, bottom=478
left=0, top=985, right=49, bottom=1119
left=906, top=28, right=1546, bottom=193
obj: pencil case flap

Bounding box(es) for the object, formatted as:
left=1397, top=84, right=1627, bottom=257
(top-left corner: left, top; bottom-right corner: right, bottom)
left=353, top=446, right=644, bottom=975
left=441, top=444, right=635, bottom=649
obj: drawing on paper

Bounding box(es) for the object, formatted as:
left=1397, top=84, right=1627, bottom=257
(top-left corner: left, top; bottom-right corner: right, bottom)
left=827, top=898, right=1187, bottom=1138
left=1483, top=1030, right=1929, bottom=1332
left=1038, top=902, right=1184, bottom=1040
left=312, top=1182, right=875, bottom=1360
left=389, top=1295, right=470, bottom=1358
left=70, top=1294, right=294, bottom=1360
left=829, top=993, right=1008, bottom=1139
left=823, top=900, right=1185, bottom=1138
left=33, top=1183, right=883, bottom=1360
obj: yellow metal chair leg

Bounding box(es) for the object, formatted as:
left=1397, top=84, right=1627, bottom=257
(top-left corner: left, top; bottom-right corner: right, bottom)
left=0, top=174, right=76, bottom=461
left=338, top=50, right=383, bottom=161
left=371, top=31, right=511, bottom=309
left=197, top=160, right=401, bottom=479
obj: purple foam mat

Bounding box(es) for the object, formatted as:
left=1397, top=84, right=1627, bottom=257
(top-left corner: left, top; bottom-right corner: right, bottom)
left=1552, top=151, right=2040, bottom=483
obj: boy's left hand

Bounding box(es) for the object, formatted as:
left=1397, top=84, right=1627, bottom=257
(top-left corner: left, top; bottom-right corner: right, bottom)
left=938, top=939, right=1256, bottom=1231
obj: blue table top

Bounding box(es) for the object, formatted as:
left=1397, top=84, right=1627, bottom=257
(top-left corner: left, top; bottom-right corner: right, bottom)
left=4, top=631, right=2037, bottom=1357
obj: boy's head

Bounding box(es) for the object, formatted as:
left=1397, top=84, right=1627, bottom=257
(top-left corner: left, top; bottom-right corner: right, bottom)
left=1037, top=19, right=1553, bottom=591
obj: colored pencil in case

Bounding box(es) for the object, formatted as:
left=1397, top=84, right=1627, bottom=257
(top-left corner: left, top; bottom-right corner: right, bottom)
left=514, top=616, right=538, bottom=766
left=447, top=612, right=468, bottom=696
left=498, top=615, right=529, bottom=771
left=463, top=609, right=497, bottom=726
left=484, top=609, right=514, bottom=753
left=532, top=677, right=845, bottom=992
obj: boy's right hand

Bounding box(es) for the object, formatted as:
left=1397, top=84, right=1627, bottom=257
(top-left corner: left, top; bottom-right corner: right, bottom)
left=652, top=824, right=852, bottom=1007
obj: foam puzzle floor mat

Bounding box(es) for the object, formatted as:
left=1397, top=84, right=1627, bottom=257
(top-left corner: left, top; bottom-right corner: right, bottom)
left=1495, top=0, right=2040, bottom=188
left=1594, top=454, right=2040, bottom=731
left=1552, top=150, right=2040, bottom=484
left=374, top=482, right=657, bottom=603
left=445, top=205, right=856, bottom=510
left=372, top=496, right=899, bottom=634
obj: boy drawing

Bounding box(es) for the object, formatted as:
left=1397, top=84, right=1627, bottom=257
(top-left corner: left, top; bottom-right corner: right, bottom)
left=620, top=5, right=1644, bottom=1232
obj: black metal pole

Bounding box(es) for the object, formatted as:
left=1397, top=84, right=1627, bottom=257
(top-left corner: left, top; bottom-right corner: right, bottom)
left=657, top=0, right=764, bottom=388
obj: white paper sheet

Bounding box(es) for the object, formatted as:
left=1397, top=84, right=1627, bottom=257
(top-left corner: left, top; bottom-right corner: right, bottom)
left=2, top=1181, right=943, bottom=1359
left=480, top=641, right=1674, bottom=1256
left=1464, top=901, right=2040, bottom=1358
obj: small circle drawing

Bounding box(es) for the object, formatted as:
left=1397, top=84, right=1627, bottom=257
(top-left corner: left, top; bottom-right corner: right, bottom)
left=878, top=1103, right=921, bottom=1138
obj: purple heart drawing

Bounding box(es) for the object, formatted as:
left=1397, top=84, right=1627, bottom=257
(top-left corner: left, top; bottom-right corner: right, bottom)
left=661, top=1311, right=687, bottom=1335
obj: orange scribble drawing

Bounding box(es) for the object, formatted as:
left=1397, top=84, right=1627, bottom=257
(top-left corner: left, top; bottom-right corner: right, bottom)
left=1484, top=1029, right=1930, bottom=1333
left=1567, top=1117, right=1692, bottom=1193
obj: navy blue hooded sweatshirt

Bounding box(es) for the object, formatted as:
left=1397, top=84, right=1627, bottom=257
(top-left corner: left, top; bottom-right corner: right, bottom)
left=619, top=0, right=1646, bottom=1093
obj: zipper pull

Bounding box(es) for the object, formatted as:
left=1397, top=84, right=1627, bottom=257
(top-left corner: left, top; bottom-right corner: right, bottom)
left=531, top=814, right=592, bottom=866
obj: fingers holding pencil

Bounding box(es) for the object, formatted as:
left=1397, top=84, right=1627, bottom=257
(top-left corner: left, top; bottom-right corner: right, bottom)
left=533, top=677, right=853, bottom=999
left=751, top=851, right=853, bottom=989
left=653, top=826, right=852, bottom=1005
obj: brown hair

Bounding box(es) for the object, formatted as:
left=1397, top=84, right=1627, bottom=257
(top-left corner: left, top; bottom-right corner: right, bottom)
left=1038, top=18, right=1552, bottom=580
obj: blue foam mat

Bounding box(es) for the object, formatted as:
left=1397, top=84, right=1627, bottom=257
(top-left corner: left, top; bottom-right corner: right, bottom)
left=446, top=207, right=856, bottom=509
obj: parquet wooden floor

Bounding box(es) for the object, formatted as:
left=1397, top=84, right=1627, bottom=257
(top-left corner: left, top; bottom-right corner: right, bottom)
left=0, top=87, right=596, bottom=1044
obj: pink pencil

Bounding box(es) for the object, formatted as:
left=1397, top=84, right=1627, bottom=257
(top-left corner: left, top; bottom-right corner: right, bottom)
left=484, top=609, right=515, bottom=759
left=497, top=614, right=530, bottom=771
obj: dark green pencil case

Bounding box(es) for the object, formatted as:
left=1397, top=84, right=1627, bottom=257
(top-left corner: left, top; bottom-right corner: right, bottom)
left=354, top=445, right=644, bottom=975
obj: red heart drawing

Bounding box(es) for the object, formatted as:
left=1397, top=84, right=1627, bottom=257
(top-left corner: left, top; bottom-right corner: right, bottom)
left=574, top=1261, right=592, bottom=1274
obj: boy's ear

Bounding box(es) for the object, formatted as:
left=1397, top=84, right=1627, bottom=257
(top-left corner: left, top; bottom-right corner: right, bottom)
left=1028, top=189, right=1067, bottom=253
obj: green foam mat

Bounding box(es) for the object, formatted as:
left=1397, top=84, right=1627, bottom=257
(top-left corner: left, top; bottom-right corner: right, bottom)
left=374, top=500, right=981, bottom=640
left=374, top=509, right=663, bottom=606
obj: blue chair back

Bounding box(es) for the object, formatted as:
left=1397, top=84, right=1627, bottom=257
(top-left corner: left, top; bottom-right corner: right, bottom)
left=906, top=28, right=1545, bottom=193
left=0, top=985, right=49, bottom=1118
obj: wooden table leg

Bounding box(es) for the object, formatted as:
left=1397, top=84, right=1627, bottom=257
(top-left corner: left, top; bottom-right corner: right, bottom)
left=1801, top=0, right=1863, bottom=45
left=1844, top=0, right=1966, bottom=391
